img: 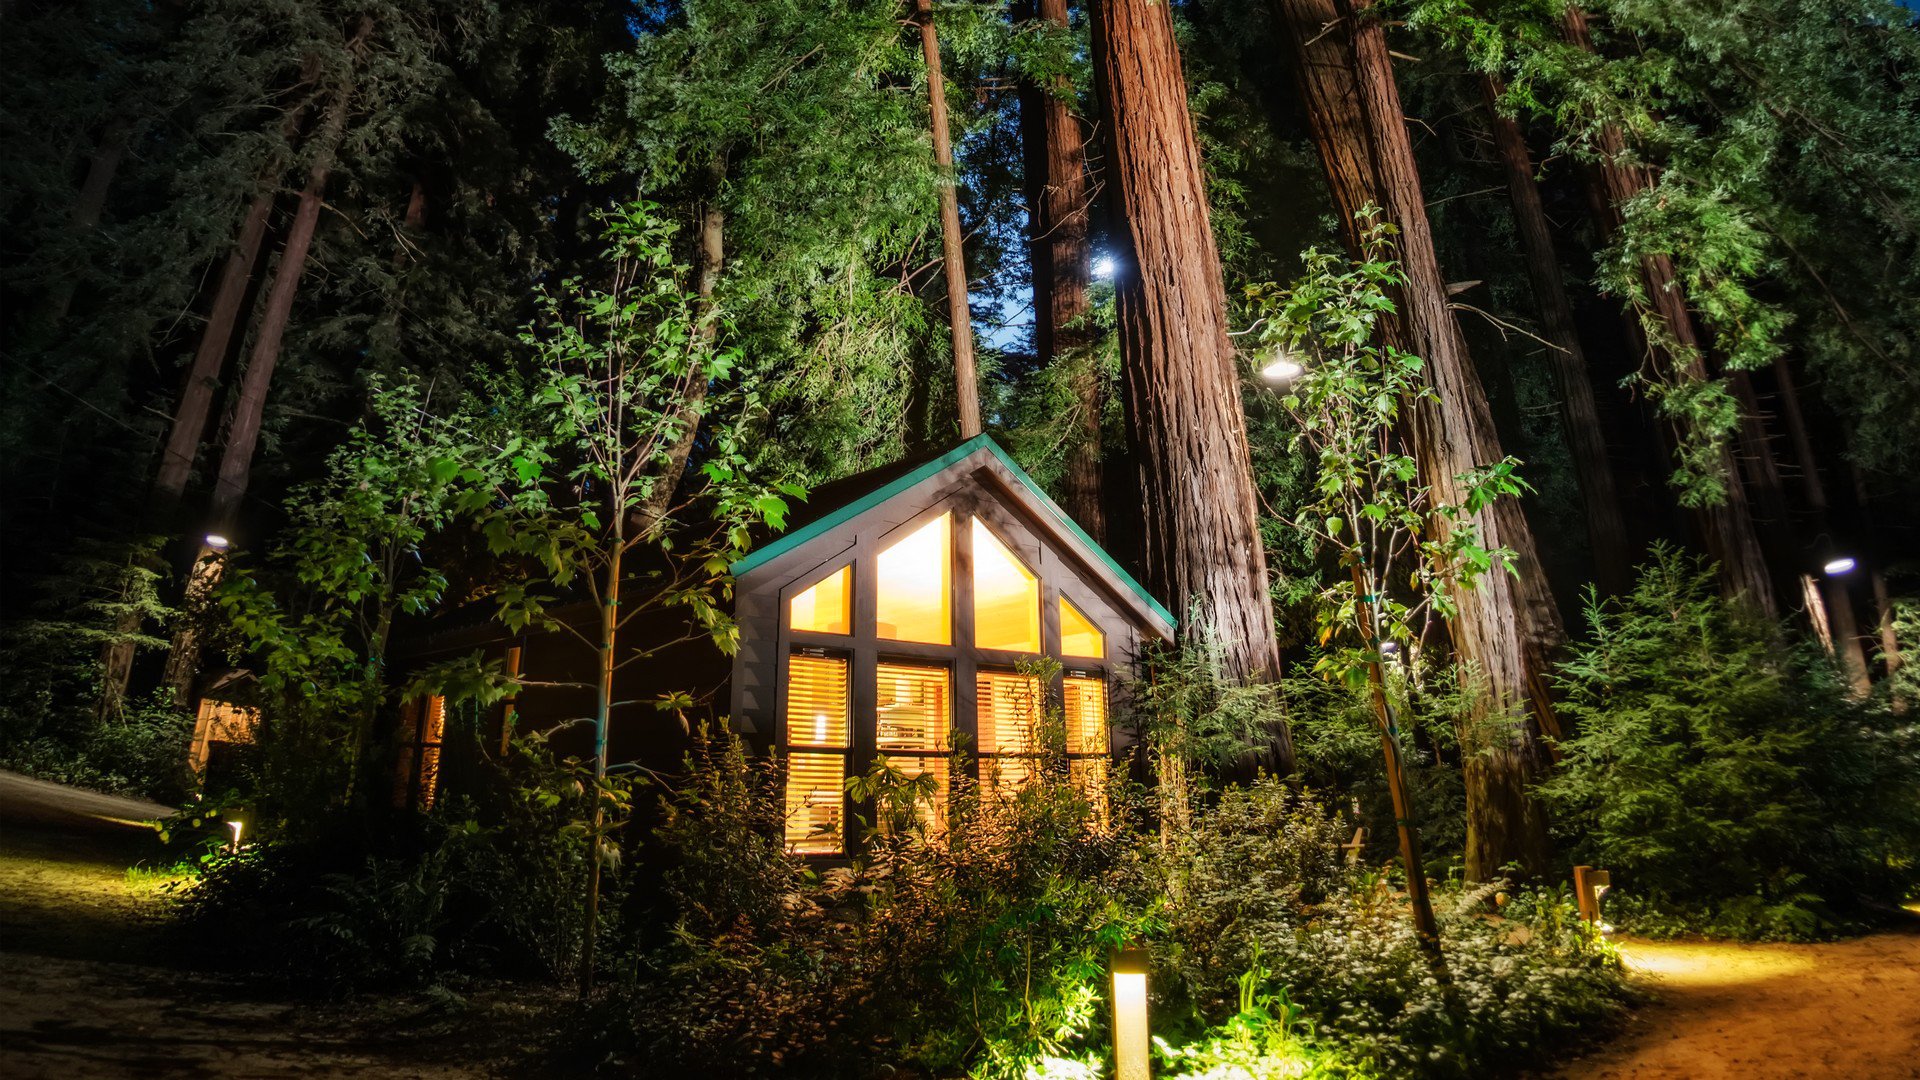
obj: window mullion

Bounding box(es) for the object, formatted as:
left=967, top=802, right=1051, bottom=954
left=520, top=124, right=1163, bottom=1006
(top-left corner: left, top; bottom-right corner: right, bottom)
left=953, top=512, right=979, bottom=778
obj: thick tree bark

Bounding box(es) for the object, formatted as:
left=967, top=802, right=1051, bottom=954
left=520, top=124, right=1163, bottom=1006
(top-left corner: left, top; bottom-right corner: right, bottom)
left=917, top=0, right=982, bottom=438
left=152, top=190, right=277, bottom=505
left=1278, top=0, right=1561, bottom=879
left=1770, top=358, right=1871, bottom=692
left=1021, top=0, right=1104, bottom=539
left=1089, top=0, right=1290, bottom=771
left=1483, top=77, right=1631, bottom=595
left=1560, top=4, right=1778, bottom=616
left=164, top=18, right=370, bottom=702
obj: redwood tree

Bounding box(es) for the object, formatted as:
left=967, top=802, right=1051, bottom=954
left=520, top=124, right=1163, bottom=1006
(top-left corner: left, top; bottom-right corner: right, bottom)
left=1276, top=0, right=1562, bottom=878
left=1020, top=0, right=1103, bottom=539
left=917, top=0, right=982, bottom=438
left=1088, top=0, right=1289, bottom=768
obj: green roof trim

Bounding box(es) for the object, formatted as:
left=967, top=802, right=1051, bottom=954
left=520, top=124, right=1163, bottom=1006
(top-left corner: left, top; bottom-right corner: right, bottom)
left=730, top=434, right=1175, bottom=631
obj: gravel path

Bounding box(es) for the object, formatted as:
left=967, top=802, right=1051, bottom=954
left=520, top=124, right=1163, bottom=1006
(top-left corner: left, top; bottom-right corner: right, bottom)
left=1551, top=929, right=1920, bottom=1080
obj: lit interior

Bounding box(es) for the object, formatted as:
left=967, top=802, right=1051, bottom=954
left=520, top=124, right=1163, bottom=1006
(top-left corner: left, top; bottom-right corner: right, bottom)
left=1063, top=675, right=1108, bottom=754
left=1060, top=596, right=1104, bottom=658
left=978, top=670, right=1041, bottom=754
left=878, top=753, right=950, bottom=835
left=784, top=753, right=845, bottom=854
left=877, top=513, right=951, bottom=644
left=877, top=662, right=950, bottom=752
left=418, top=695, right=447, bottom=810
left=786, top=654, right=849, bottom=747
left=789, top=565, right=851, bottom=635
left=972, top=519, right=1039, bottom=652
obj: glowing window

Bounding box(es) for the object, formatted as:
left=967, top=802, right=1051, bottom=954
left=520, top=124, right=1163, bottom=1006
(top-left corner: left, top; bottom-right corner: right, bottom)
left=1060, top=597, right=1105, bottom=658
left=972, top=519, right=1040, bottom=652
left=786, top=653, right=849, bottom=747
left=1063, top=675, right=1108, bottom=754
left=977, top=670, right=1042, bottom=755
left=877, top=514, right=951, bottom=644
left=785, top=753, right=845, bottom=854
left=1070, top=757, right=1111, bottom=824
left=983, top=755, right=1036, bottom=801
left=418, top=695, right=447, bottom=809
left=877, top=754, right=949, bottom=835
left=789, top=565, right=851, bottom=635
left=877, top=663, right=950, bottom=752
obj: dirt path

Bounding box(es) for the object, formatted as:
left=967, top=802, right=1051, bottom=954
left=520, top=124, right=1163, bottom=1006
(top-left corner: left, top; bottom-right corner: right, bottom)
left=1553, top=930, right=1920, bottom=1080
left=0, top=771, right=535, bottom=1079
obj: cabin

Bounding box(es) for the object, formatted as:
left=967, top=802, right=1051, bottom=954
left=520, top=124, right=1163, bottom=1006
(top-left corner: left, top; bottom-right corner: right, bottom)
left=392, top=434, right=1176, bottom=853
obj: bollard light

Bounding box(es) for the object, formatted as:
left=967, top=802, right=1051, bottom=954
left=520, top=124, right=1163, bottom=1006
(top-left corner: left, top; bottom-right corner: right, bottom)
left=1823, top=556, right=1857, bottom=576
left=226, top=819, right=245, bottom=853
left=1110, top=946, right=1151, bottom=1080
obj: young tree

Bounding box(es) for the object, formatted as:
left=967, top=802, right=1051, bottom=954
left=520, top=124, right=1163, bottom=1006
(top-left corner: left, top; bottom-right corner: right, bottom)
left=1255, top=218, right=1529, bottom=968
left=449, top=203, right=792, bottom=992
left=1275, top=0, right=1561, bottom=876
left=1017, top=0, right=1103, bottom=537
left=1089, top=0, right=1288, bottom=743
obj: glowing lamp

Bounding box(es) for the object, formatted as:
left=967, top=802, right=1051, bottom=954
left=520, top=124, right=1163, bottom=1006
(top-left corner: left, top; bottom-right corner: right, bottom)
left=1823, top=556, right=1857, bottom=576
left=813, top=712, right=828, bottom=744
left=226, top=819, right=245, bottom=852
left=1110, top=946, right=1151, bottom=1080
left=1093, top=256, right=1116, bottom=280
left=1260, top=353, right=1305, bottom=384
left=205, top=533, right=232, bottom=551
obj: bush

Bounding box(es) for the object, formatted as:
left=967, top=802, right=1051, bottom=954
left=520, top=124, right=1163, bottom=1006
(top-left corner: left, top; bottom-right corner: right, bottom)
left=1156, top=778, right=1626, bottom=1078
left=1539, top=547, right=1920, bottom=939
left=0, top=690, right=194, bottom=803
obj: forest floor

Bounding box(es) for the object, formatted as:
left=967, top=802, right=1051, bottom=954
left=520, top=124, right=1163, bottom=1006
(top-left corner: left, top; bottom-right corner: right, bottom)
left=0, top=771, right=555, bottom=1079
left=5, top=770, right=1918, bottom=1079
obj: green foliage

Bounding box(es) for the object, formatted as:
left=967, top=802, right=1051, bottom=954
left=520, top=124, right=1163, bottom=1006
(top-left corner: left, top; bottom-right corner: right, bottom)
left=174, top=730, right=597, bottom=988
left=1154, top=783, right=1626, bottom=1077
left=1538, top=546, right=1920, bottom=938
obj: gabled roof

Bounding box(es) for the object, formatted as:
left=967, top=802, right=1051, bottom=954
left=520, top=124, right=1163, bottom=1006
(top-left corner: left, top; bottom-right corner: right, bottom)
left=731, top=434, right=1175, bottom=635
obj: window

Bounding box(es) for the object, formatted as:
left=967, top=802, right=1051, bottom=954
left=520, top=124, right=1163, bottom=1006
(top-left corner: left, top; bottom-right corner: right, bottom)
left=877, top=663, right=950, bottom=752
left=973, top=519, right=1039, bottom=652
left=1063, top=674, right=1108, bottom=754
left=777, top=505, right=1127, bottom=855
left=790, top=565, right=850, bottom=635
left=877, top=514, right=951, bottom=644
left=1060, top=597, right=1104, bottom=658
left=786, top=654, right=849, bottom=853
left=978, top=669, right=1042, bottom=755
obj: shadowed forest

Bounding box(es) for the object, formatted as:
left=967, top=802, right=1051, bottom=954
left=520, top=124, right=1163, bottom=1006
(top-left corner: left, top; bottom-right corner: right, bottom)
left=2, top=1, right=1918, bottom=1077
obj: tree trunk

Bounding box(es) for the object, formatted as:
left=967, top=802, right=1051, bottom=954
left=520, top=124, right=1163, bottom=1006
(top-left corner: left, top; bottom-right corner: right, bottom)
left=44, top=119, right=131, bottom=330
left=1089, top=0, right=1290, bottom=770
left=151, top=189, right=277, bottom=506
left=1560, top=4, right=1778, bottom=617
left=163, top=17, right=370, bottom=703
left=1021, top=0, right=1103, bottom=539
left=633, top=158, right=726, bottom=540
left=1770, top=358, right=1871, bottom=693
left=1482, top=77, right=1631, bottom=595
left=580, top=517, right=623, bottom=996
left=917, top=0, right=982, bottom=438
left=1277, top=0, right=1560, bottom=879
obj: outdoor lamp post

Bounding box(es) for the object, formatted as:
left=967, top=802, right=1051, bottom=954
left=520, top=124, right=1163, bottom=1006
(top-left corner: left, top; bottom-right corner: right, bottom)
left=1110, top=946, right=1151, bottom=1080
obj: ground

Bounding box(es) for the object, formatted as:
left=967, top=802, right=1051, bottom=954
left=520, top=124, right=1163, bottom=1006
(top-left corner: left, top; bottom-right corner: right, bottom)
left=3, top=769, right=1918, bottom=1078
left=0, top=771, right=552, bottom=1079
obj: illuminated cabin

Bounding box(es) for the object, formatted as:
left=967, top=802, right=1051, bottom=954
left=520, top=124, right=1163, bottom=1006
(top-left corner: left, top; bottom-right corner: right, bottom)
left=727, top=435, right=1175, bottom=855
left=392, top=435, right=1173, bottom=851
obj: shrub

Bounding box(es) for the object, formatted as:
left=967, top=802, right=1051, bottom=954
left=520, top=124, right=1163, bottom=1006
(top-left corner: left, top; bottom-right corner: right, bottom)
left=1539, top=546, right=1920, bottom=939
left=1155, top=779, right=1627, bottom=1078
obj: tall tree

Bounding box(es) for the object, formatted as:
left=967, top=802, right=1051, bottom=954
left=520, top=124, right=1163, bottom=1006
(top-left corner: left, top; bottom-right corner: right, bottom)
left=1482, top=79, right=1630, bottom=596
left=918, top=0, right=982, bottom=437
left=1019, top=0, right=1103, bottom=538
left=1088, top=0, right=1289, bottom=765
left=164, top=15, right=372, bottom=701
left=1276, top=0, right=1563, bottom=878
